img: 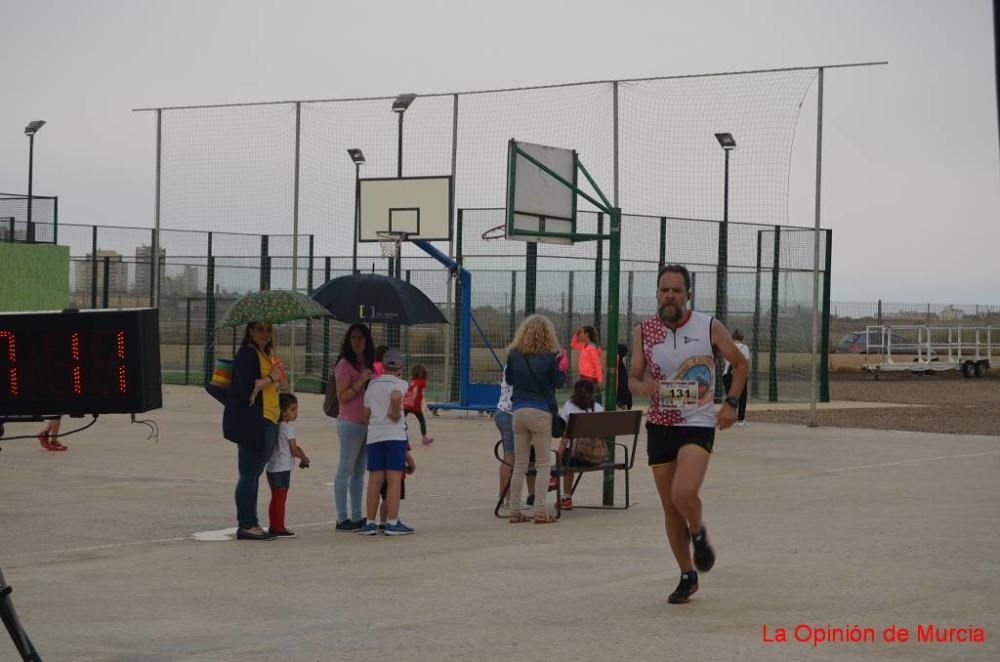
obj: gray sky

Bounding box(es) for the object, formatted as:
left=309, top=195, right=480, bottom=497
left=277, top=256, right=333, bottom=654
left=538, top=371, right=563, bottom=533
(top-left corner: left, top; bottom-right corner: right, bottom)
left=1, top=0, right=997, bottom=304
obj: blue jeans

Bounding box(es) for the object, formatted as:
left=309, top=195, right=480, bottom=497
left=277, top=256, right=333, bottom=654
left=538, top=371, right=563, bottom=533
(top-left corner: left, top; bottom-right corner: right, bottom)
left=235, top=420, right=277, bottom=529
left=335, top=419, right=368, bottom=523
left=495, top=410, right=515, bottom=455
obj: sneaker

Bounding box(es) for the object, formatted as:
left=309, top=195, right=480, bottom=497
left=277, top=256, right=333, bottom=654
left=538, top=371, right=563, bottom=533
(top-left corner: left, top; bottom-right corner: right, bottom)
left=559, top=496, right=574, bottom=510
left=736, top=420, right=746, bottom=427
left=335, top=519, right=362, bottom=532
left=383, top=520, right=414, bottom=536
left=668, top=571, right=699, bottom=604
left=421, top=437, right=434, bottom=445
left=267, top=529, right=296, bottom=538
left=37, top=432, right=66, bottom=451
left=692, top=526, right=716, bottom=573
left=356, top=522, right=379, bottom=536
left=48, top=439, right=68, bottom=450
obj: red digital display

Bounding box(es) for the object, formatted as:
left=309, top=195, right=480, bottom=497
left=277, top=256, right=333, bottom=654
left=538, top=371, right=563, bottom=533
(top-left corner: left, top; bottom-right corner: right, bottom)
left=0, top=308, right=161, bottom=417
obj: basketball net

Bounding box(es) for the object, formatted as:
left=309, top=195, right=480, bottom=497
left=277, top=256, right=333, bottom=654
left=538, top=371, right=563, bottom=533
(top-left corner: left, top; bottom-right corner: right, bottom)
left=377, top=231, right=406, bottom=258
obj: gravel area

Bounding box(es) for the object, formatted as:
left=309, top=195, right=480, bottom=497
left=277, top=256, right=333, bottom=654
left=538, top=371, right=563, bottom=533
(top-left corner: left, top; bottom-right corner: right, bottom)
left=751, top=371, right=1000, bottom=436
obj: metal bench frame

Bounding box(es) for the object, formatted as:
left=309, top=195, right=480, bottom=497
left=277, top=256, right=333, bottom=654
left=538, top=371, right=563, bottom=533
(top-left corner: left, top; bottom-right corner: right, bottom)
left=493, top=410, right=643, bottom=519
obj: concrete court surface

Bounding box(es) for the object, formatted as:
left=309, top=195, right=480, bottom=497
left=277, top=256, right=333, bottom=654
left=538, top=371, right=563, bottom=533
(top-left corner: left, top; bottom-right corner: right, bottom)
left=0, top=385, right=997, bottom=662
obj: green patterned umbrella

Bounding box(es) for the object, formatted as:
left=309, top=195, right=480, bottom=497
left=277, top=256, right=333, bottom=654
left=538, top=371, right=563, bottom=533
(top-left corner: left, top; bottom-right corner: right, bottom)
left=218, top=290, right=332, bottom=328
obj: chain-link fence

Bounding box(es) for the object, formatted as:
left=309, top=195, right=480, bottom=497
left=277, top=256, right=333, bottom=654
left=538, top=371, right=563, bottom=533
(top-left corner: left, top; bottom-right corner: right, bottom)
left=0, top=193, right=58, bottom=244
left=38, top=217, right=1000, bottom=403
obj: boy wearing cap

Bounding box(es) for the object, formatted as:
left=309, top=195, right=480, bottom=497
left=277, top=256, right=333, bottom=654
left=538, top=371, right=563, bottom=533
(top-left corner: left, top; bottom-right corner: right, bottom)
left=359, top=348, right=414, bottom=535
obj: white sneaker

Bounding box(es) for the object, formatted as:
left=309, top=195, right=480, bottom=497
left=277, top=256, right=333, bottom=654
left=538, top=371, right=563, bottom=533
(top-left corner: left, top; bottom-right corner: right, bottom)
left=736, top=420, right=746, bottom=427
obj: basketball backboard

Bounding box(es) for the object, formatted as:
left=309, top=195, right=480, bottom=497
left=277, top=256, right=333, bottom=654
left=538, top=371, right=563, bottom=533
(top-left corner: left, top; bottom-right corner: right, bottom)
left=505, top=139, right=577, bottom=245
left=358, top=176, right=453, bottom=242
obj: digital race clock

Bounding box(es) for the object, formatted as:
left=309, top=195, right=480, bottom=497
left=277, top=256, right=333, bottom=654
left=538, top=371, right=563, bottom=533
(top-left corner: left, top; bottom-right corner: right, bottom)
left=0, top=308, right=162, bottom=417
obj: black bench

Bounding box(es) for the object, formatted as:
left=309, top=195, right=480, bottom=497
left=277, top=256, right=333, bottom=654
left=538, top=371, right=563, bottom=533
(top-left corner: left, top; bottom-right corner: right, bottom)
left=494, top=409, right=643, bottom=518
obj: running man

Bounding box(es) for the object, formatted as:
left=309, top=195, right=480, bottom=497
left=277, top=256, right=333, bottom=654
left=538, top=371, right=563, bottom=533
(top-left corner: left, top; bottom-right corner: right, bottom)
left=629, top=264, right=748, bottom=604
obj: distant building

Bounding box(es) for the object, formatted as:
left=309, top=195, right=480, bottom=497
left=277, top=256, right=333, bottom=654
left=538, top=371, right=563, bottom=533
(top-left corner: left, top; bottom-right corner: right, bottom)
left=135, top=245, right=166, bottom=296
left=75, top=250, right=127, bottom=294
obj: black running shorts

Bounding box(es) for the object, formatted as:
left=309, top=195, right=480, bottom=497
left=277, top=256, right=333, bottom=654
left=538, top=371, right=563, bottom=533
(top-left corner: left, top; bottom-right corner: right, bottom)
left=646, top=423, right=715, bottom=466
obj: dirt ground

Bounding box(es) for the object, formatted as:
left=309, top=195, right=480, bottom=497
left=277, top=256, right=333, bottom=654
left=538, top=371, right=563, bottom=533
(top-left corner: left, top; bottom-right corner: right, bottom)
left=751, top=371, right=999, bottom=435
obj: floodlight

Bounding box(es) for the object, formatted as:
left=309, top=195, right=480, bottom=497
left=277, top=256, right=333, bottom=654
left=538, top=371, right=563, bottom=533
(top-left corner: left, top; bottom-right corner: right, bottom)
left=347, top=148, right=365, bottom=165
left=714, top=132, right=736, bottom=150
left=24, top=120, right=46, bottom=136
left=392, top=93, right=416, bottom=113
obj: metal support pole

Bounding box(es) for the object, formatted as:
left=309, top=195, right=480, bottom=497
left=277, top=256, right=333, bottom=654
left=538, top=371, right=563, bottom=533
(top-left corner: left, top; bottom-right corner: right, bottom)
left=102, top=255, right=110, bottom=308
left=203, top=256, right=217, bottom=384
left=290, top=102, right=301, bottom=391
left=769, top=227, right=781, bottom=402
left=353, top=163, right=360, bottom=275
left=525, top=243, right=537, bottom=315
left=184, top=298, right=192, bottom=385
left=602, top=208, right=622, bottom=506
left=594, top=213, right=604, bottom=331
left=445, top=93, right=459, bottom=402
left=819, top=229, right=833, bottom=402
left=90, top=226, right=98, bottom=308
left=752, top=230, right=763, bottom=400
left=808, top=67, right=824, bottom=427
left=658, top=216, right=666, bottom=268
left=26, top=133, right=35, bottom=243
left=321, top=257, right=331, bottom=390
left=152, top=109, right=162, bottom=307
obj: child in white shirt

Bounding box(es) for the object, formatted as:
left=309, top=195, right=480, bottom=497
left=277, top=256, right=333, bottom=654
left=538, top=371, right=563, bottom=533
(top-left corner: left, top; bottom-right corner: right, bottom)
left=266, top=393, right=310, bottom=537
left=359, top=349, right=414, bottom=536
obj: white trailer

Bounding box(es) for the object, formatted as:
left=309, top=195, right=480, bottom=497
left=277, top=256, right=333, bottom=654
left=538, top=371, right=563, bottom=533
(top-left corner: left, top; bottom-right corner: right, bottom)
left=862, top=325, right=993, bottom=378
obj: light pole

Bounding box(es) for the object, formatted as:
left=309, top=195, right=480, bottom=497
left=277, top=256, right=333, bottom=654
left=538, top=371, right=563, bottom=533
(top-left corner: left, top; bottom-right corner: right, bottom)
left=24, top=120, right=46, bottom=243
left=713, top=132, right=736, bottom=326
left=391, top=93, right=415, bottom=280
left=347, top=148, right=365, bottom=275
left=714, top=132, right=736, bottom=402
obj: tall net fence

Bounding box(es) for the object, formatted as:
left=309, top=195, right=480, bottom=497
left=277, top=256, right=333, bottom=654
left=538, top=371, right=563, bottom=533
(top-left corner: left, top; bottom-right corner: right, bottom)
left=136, top=67, right=861, bottom=401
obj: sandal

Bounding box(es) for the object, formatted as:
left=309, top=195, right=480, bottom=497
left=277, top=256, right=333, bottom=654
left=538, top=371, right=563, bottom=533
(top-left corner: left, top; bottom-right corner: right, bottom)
left=509, top=510, right=530, bottom=523
left=534, top=511, right=557, bottom=524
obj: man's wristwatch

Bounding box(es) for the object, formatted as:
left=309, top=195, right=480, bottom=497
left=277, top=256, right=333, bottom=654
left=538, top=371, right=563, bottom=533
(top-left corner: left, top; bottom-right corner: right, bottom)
left=724, top=396, right=739, bottom=409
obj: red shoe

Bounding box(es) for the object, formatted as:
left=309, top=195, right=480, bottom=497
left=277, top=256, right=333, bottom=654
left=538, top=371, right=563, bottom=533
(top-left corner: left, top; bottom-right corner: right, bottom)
left=48, top=439, right=68, bottom=451
left=37, top=433, right=58, bottom=451
left=548, top=476, right=558, bottom=491
left=560, top=496, right=574, bottom=510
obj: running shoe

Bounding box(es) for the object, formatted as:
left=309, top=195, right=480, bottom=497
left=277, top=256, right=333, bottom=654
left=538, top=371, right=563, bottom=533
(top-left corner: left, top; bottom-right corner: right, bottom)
left=692, top=526, right=716, bottom=573
left=383, top=520, right=414, bottom=536
left=668, top=571, right=699, bottom=604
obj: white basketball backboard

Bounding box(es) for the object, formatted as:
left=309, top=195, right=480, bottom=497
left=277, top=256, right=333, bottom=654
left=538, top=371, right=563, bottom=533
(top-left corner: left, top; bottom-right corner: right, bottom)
left=358, top=176, right=453, bottom=242
left=505, top=140, right=577, bottom=245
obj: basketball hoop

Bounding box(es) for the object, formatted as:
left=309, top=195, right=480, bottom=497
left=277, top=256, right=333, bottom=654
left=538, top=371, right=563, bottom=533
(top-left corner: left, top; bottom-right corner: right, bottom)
left=481, top=224, right=506, bottom=241
left=377, top=231, right=407, bottom=258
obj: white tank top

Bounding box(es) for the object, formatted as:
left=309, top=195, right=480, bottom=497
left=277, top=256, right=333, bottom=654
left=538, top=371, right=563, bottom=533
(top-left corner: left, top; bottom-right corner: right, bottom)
left=640, top=311, right=717, bottom=428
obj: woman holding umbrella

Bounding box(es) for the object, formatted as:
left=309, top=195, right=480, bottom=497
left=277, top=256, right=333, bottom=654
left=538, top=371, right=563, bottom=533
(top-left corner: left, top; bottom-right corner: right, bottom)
left=332, top=323, right=376, bottom=531
left=219, top=290, right=331, bottom=541
left=223, top=322, right=282, bottom=541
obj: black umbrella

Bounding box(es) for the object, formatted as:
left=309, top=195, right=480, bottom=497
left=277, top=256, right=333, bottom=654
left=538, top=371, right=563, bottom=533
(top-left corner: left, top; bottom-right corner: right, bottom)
left=312, top=273, right=448, bottom=325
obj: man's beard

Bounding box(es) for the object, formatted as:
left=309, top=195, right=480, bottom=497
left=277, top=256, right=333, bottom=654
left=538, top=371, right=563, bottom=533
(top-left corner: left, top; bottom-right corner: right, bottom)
left=658, top=303, right=683, bottom=324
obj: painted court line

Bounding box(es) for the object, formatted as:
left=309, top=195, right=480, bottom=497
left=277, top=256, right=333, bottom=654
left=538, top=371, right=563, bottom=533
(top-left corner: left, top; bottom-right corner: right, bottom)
left=773, top=450, right=1000, bottom=478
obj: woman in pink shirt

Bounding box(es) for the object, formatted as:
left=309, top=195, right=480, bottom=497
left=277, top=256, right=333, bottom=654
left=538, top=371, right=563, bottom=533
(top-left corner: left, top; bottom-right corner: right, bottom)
left=333, top=323, right=375, bottom=531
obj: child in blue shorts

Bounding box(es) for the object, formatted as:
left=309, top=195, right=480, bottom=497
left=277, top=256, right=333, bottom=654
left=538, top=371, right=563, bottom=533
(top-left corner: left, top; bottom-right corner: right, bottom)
left=359, top=348, right=413, bottom=535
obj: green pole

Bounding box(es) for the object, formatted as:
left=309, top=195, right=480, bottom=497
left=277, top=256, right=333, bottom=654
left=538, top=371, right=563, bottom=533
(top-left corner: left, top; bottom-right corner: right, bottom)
left=819, top=229, right=833, bottom=402
left=602, top=208, right=621, bottom=506
left=769, top=227, right=781, bottom=402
